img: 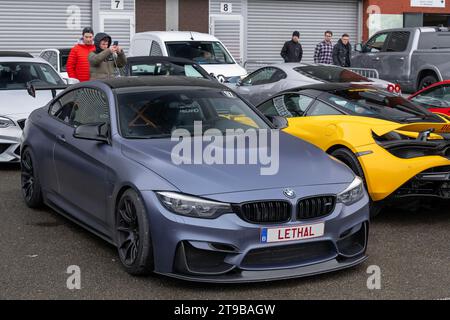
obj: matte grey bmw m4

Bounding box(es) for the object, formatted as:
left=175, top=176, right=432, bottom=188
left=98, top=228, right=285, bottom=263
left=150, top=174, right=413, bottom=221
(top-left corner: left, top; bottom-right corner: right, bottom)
left=20, top=77, right=369, bottom=282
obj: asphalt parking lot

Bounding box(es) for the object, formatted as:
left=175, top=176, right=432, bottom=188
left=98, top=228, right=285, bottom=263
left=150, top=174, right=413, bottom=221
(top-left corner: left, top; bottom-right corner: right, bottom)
left=0, top=163, right=449, bottom=300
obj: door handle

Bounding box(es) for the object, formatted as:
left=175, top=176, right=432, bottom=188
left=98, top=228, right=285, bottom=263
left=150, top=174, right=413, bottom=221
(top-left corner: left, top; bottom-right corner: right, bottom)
left=398, top=57, right=405, bottom=61
left=56, top=134, right=66, bottom=143
left=372, top=57, right=380, bottom=61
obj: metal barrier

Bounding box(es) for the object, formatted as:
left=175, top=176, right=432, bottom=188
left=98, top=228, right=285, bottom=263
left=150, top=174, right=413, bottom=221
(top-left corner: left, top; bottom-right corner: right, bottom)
left=347, top=67, right=379, bottom=79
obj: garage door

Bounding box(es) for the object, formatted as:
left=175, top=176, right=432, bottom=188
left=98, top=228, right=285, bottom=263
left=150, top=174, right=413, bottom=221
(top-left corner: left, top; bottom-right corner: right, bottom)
left=247, top=0, right=359, bottom=67
left=0, top=0, right=92, bottom=56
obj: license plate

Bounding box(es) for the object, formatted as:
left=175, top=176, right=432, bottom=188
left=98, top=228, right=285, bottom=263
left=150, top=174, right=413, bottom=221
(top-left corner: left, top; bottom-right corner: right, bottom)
left=260, top=223, right=325, bottom=243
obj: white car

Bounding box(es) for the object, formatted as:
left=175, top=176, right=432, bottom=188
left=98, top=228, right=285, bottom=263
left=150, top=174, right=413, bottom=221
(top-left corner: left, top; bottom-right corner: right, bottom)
left=0, top=51, right=67, bottom=162
left=230, top=63, right=399, bottom=105
left=129, top=31, right=247, bottom=81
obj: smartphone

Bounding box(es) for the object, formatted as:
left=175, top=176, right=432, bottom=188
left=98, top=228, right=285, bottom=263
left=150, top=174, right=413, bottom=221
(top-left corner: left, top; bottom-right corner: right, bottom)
left=113, top=41, right=119, bottom=46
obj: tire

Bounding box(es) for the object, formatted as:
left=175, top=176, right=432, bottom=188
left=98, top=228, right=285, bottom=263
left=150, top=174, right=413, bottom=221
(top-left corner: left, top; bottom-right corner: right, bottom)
left=418, top=74, right=438, bottom=91
left=330, top=148, right=383, bottom=218
left=115, top=189, right=154, bottom=276
left=20, top=148, right=43, bottom=208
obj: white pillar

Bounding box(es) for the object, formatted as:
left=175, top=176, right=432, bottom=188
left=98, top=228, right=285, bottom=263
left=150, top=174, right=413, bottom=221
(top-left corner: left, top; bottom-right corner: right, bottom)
left=166, top=0, right=179, bottom=31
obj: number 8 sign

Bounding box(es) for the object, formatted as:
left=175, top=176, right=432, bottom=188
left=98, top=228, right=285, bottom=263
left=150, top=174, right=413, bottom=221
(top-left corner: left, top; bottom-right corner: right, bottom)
left=220, top=3, right=233, bottom=13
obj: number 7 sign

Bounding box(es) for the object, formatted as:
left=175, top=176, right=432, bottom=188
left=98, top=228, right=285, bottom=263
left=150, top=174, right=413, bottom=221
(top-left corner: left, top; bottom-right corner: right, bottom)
left=111, top=0, right=124, bottom=10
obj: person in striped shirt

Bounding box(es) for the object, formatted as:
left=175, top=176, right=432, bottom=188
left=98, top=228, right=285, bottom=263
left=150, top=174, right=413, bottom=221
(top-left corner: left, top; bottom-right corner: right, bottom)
left=313, top=31, right=334, bottom=64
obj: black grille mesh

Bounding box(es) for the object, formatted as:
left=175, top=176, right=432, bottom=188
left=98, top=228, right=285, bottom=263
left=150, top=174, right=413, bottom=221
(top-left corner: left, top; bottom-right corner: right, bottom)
left=237, top=201, right=291, bottom=223
left=297, top=196, right=336, bottom=220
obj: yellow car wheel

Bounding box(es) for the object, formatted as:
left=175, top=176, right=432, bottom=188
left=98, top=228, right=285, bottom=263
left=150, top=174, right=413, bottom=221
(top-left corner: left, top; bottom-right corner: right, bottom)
left=330, top=147, right=383, bottom=218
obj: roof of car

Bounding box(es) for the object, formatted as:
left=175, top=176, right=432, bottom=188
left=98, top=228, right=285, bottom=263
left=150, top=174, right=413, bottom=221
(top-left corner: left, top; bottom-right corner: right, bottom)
left=99, top=76, right=225, bottom=90
left=127, top=56, right=198, bottom=64
left=0, top=51, right=33, bottom=58
left=132, top=31, right=220, bottom=42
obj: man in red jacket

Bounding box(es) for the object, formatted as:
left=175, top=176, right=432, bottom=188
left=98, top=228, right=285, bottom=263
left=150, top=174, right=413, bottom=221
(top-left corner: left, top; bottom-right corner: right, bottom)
left=66, top=27, right=96, bottom=82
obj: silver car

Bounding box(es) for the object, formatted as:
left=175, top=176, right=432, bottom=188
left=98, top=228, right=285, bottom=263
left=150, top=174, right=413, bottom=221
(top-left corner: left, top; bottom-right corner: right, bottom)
left=230, top=63, right=396, bottom=105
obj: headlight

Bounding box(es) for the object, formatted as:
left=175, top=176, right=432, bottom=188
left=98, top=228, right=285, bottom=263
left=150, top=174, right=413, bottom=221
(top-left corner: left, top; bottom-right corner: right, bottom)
left=0, top=116, right=15, bottom=129
left=156, top=192, right=232, bottom=218
left=337, top=176, right=365, bottom=205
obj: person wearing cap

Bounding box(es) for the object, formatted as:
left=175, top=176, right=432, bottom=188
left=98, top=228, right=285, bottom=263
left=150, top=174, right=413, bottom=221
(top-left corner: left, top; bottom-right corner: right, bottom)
left=66, top=27, right=96, bottom=82
left=280, top=31, right=303, bottom=63
left=88, top=32, right=127, bottom=80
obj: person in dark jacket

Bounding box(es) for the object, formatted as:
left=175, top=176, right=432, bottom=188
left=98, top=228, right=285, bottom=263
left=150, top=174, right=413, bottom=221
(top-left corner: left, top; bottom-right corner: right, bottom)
left=88, top=32, right=127, bottom=80
left=280, top=31, right=303, bottom=63
left=332, top=34, right=352, bottom=67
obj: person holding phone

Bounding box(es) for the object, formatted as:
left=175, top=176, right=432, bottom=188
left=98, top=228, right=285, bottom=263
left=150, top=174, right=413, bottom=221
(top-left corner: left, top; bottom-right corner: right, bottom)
left=88, top=32, right=127, bottom=80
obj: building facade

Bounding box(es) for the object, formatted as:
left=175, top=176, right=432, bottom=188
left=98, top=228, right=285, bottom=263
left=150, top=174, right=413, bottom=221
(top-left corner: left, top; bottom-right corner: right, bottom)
left=364, top=0, right=450, bottom=39
left=0, top=0, right=135, bottom=55
left=2, top=0, right=450, bottom=64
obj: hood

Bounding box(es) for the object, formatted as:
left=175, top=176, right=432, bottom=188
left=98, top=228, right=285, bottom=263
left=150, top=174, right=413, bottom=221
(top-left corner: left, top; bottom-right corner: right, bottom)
left=200, top=64, right=247, bottom=78
left=0, top=90, right=54, bottom=118
left=94, top=32, right=111, bottom=53
left=120, top=132, right=354, bottom=195
left=372, top=121, right=450, bottom=137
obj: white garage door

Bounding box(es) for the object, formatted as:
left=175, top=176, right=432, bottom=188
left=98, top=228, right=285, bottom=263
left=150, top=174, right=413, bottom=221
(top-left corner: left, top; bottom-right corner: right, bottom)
left=0, top=0, right=92, bottom=56
left=247, top=0, right=359, bottom=66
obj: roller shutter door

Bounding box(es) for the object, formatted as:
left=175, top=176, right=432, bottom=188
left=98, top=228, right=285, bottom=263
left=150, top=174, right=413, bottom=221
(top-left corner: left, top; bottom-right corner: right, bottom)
left=0, top=0, right=92, bottom=56
left=247, top=0, right=359, bottom=65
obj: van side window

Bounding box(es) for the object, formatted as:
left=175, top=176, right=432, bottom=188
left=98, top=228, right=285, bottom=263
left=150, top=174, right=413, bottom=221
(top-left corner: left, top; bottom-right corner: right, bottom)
left=150, top=42, right=163, bottom=56
left=386, top=32, right=410, bottom=52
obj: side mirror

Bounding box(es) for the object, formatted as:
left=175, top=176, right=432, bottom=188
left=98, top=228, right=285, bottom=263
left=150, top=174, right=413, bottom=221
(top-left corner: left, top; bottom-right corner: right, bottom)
left=236, top=79, right=243, bottom=87
left=354, top=43, right=363, bottom=52
left=64, top=78, right=80, bottom=85
left=266, top=115, right=288, bottom=129
left=73, top=122, right=110, bottom=143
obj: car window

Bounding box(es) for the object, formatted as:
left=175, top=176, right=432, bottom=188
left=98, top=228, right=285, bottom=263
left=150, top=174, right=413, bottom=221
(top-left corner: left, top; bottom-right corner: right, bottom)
left=242, top=67, right=285, bottom=86
left=411, top=84, right=450, bottom=109
left=0, top=62, right=64, bottom=90
left=130, top=61, right=206, bottom=78
left=386, top=32, right=410, bottom=52
left=60, top=51, right=70, bottom=72
left=50, top=88, right=109, bottom=126
left=306, top=100, right=343, bottom=116
left=258, top=94, right=313, bottom=118
left=166, top=41, right=234, bottom=64
left=294, top=65, right=369, bottom=82
left=116, top=88, right=270, bottom=138
left=47, top=51, right=58, bottom=70
left=333, top=89, right=436, bottom=121
left=365, top=33, right=388, bottom=53
left=150, top=42, right=163, bottom=56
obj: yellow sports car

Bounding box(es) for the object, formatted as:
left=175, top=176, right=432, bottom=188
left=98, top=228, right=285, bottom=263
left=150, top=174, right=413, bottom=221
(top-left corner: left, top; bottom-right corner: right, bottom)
left=257, top=84, right=450, bottom=216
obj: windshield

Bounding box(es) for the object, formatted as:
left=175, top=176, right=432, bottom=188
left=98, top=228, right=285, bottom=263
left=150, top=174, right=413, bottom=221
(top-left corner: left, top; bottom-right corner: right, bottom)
left=117, top=88, right=270, bottom=139
left=165, top=41, right=235, bottom=65
left=0, top=62, right=65, bottom=90
left=325, top=89, right=439, bottom=122
left=411, top=85, right=450, bottom=109
left=295, top=65, right=369, bottom=83
left=129, top=61, right=208, bottom=78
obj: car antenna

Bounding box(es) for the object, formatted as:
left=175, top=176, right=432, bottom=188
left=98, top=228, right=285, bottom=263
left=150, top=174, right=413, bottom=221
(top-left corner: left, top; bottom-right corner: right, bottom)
left=190, top=31, right=194, bottom=41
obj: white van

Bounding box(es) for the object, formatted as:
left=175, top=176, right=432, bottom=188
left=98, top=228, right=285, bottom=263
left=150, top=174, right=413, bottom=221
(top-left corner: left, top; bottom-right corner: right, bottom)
left=129, top=31, right=247, bottom=81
